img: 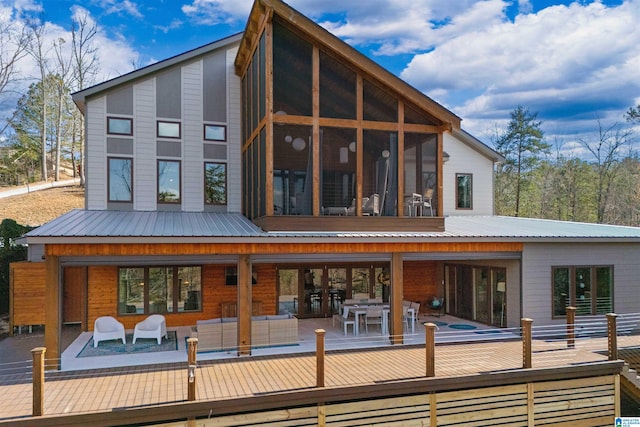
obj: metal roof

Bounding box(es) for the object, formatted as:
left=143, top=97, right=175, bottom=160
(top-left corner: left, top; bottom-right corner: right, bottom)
left=22, top=210, right=640, bottom=244
left=24, top=209, right=265, bottom=238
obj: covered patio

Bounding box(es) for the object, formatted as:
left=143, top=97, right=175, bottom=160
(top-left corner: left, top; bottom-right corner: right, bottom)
left=58, top=314, right=497, bottom=371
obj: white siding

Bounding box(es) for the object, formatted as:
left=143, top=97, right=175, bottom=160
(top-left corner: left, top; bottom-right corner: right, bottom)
left=442, top=133, right=494, bottom=216
left=522, top=242, right=640, bottom=326
left=85, top=96, right=107, bottom=210
left=133, top=79, right=156, bottom=211
left=182, top=60, right=204, bottom=212
left=226, top=46, right=242, bottom=213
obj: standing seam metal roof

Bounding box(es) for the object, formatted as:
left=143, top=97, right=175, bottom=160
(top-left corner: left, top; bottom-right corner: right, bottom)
left=22, top=210, right=640, bottom=241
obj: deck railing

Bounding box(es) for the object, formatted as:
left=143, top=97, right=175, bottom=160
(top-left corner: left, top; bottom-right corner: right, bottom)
left=1, top=309, right=638, bottom=420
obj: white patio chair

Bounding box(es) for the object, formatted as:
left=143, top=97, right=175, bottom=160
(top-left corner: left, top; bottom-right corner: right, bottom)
left=93, top=316, right=126, bottom=347
left=365, top=306, right=383, bottom=334
left=133, top=314, right=167, bottom=344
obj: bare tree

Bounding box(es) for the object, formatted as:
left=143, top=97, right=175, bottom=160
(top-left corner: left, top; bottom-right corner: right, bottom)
left=578, top=120, right=633, bottom=223
left=0, top=18, right=32, bottom=135
left=26, top=21, right=51, bottom=181
left=69, top=9, right=100, bottom=187
left=52, top=38, right=73, bottom=181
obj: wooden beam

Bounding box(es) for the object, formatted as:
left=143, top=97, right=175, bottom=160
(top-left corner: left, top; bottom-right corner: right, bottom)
left=312, top=46, right=320, bottom=216
left=237, top=255, right=252, bottom=355
left=44, top=255, right=60, bottom=370
left=390, top=253, right=403, bottom=345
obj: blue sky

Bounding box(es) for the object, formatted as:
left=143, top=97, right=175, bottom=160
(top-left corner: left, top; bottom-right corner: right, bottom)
left=1, top=0, right=639, bottom=155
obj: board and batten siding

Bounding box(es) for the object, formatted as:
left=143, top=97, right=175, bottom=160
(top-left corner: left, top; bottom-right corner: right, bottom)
left=182, top=60, right=204, bottom=212
left=442, top=132, right=494, bottom=216
left=522, top=242, right=640, bottom=325
left=226, top=46, right=242, bottom=213
left=85, top=96, right=107, bottom=210
left=133, top=79, right=157, bottom=210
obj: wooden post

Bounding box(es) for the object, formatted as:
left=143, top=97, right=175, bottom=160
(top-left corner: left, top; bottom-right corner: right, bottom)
left=390, top=253, right=404, bottom=345
left=187, top=338, right=197, bottom=401
left=237, top=254, right=252, bottom=356
left=566, top=306, right=576, bottom=349
left=44, top=255, right=61, bottom=370
left=425, top=323, right=436, bottom=377
left=315, top=329, right=325, bottom=388
left=31, top=347, right=46, bottom=416
left=607, top=313, right=618, bottom=361
left=521, top=318, right=533, bottom=369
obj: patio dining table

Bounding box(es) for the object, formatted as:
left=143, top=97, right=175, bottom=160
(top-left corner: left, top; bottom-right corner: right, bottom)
left=344, top=305, right=390, bottom=336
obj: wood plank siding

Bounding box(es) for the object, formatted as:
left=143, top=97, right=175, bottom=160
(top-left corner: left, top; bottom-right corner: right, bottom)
left=9, top=262, right=46, bottom=330
left=45, top=241, right=522, bottom=257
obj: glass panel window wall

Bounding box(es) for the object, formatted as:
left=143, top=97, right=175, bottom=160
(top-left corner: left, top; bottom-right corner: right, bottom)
left=157, top=160, right=181, bottom=203
left=321, top=127, right=357, bottom=215
left=273, top=19, right=312, bottom=117
left=362, top=130, right=398, bottom=216
left=552, top=266, right=612, bottom=317
left=108, top=157, right=132, bottom=202
left=320, top=51, right=356, bottom=119
left=404, top=133, right=437, bottom=216
left=273, top=125, right=313, bottom=215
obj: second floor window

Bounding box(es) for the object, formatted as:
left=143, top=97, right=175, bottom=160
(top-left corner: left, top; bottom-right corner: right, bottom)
left=107, top=117, right=133, bottom=135
left=456, top=173, right=472, bottom=209
left=157, top=121, right=181, bottom=139
left=108, top=157, right=132, bottom=202
left=158, top=160, right=181, bottom=203
left=204, top=162, right=227, bottom=204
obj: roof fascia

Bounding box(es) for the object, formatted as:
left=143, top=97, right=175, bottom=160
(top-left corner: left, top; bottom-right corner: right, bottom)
left=236, top=0, right=461, bottom=129
left=452, top=128, right=505, bottom=163
left=71, top=33, right=243, bottom=114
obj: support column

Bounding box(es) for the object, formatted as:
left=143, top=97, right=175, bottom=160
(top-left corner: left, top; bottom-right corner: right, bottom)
left=390, top=253, right=404, bottom=345
left=237, top=255, right=252, bottom=356
left=44, top=254, right=61, bottom=370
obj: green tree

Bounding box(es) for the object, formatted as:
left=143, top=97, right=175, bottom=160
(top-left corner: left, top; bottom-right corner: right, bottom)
left=494, top=106, right=550, bottom=217
left=625, top=104, right=640, bottom=123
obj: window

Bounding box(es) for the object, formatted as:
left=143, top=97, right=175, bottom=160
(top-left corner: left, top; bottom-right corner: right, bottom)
left=157, top=121, right=181, bottom=139
left=552, top=266, right=613, bottom=317
left=456, top=173, right=472, bottom=209
left=157, top=160, right=181, bottom=203
left=107, top=117, right=133, bottom=135
left=204, top=124, right=226, bottom=141
left=118, top=266, right=201, bottom=314
left=204, top=162, right=227, bottom=204
left=108, top=157, right=132, bottom=202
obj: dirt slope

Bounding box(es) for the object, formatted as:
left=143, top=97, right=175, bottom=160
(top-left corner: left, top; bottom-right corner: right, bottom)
left=0, top=185, right=85, bottom=226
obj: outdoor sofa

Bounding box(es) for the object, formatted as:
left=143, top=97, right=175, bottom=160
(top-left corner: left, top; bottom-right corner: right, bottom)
left=192, top=314, right=298, bottom=352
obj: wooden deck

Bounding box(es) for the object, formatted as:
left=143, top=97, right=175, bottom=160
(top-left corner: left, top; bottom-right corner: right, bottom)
left=1, top=333, right=637, bottom=423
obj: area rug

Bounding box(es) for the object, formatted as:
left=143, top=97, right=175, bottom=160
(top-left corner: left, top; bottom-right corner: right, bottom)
left=448, top=324, right=477, bottom=330
left=433, top=321, right=448, bottom=326
left=77, top=331, right=178, bottom=358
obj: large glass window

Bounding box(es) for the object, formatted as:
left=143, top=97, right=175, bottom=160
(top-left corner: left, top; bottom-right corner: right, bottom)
left=552, top=266, right=613, bottom=317
left=273, top=19, right=312, bottom=117
left=204, top=162, right=227, bottom=205
left=456, top=173, right=472, bottom=209
left=404, top=133, right=437, bottom=216
left=321, top=127, right=357, bottom=215
left=362, top=130, right=398, bottom=216
left=157, top=160, right=181, bottom=203
left=118, top=266, right=201, bottom=315
left=363, top=79, right=397, bottom=122
left=273, top=125, right=313, bottom=215
left=108, top=157, right=132, bottom=202
left=320, top=51, right=356, bottom=119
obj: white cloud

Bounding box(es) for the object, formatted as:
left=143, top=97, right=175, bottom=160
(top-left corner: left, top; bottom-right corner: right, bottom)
left=98, top=0, right=143, bottom=19
left=399, top=0, right=640, bottom=138
left=181, top=0, right=252, bottom=25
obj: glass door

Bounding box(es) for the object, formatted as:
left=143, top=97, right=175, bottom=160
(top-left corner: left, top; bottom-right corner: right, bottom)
left=277, top=268, right=299, bottom=315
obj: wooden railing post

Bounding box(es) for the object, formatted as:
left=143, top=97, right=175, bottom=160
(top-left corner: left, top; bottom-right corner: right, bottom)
left=566, top=306, right=576, bottom=348
left=316, top=329, right=325, bottom=388
left=187, top=338, right=198, bottom=401
left=425, top=323, right=436, bottom=377
left=607, top=313, right=618, bottom=361
left=31, top=347, right=46, bottom=416
left=521, top=318, right=533, bottom=369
